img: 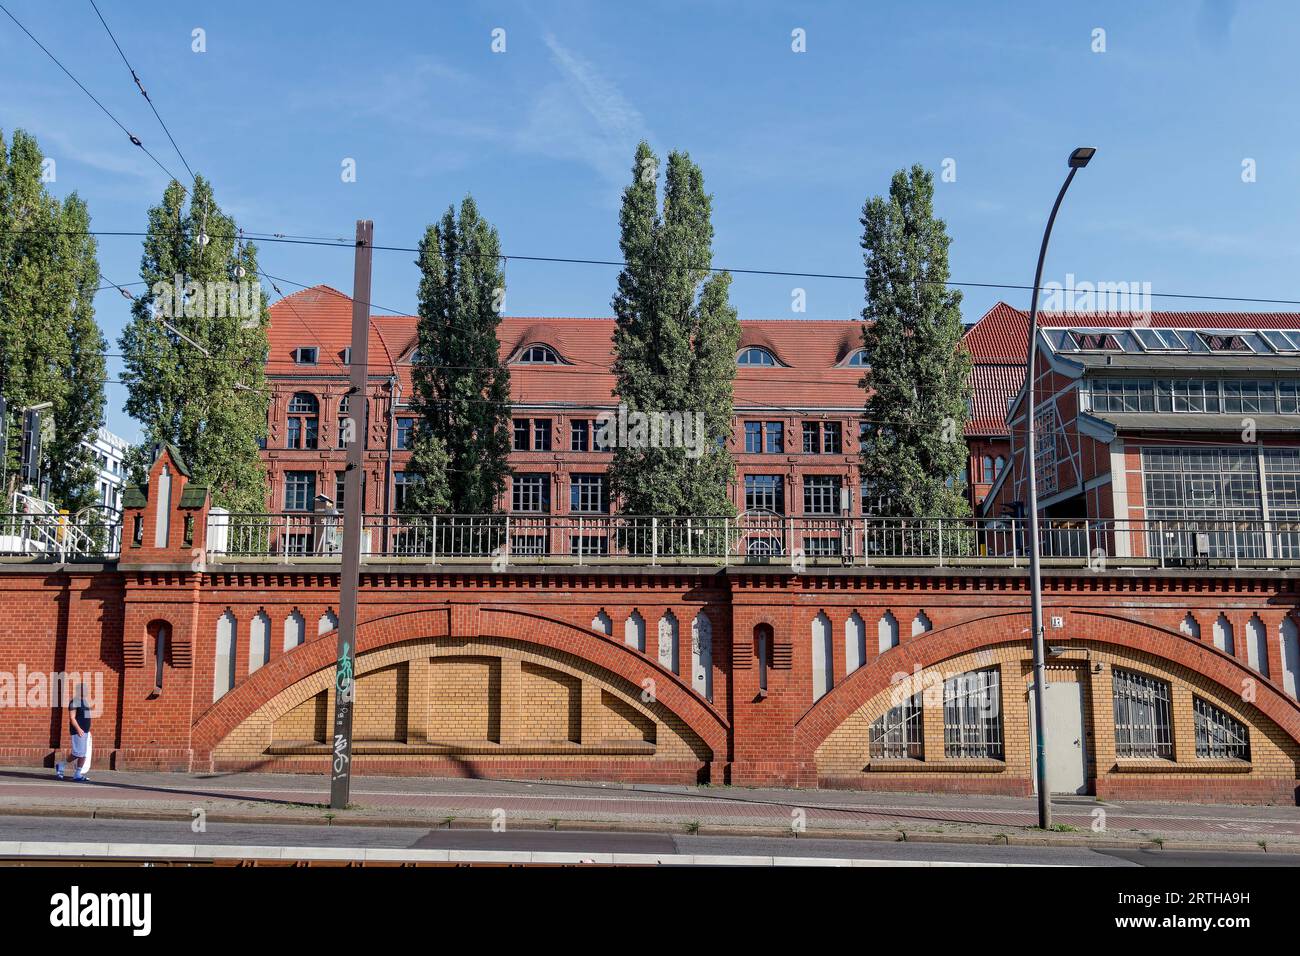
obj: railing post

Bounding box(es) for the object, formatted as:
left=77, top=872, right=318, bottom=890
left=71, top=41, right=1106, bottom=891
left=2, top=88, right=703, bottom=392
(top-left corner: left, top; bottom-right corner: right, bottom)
left=430, top=515, right=438, bottom=566
left=937, top=517, right=944, bottom=567
left=1233, top=523, right=1240, bottom=570
left=577, top=516, right=584, bottom=566
left=861, top=517, right=869, bottom=568
left=723, top=516, right=730, bottom=567
left=651, top=516, right=658, bottom=566
left=503, top=514, right=511, bottom=569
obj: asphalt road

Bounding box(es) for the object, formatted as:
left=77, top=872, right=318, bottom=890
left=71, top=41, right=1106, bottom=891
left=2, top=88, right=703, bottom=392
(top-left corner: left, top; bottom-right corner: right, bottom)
left=1, top=815, right=1297, bottom=866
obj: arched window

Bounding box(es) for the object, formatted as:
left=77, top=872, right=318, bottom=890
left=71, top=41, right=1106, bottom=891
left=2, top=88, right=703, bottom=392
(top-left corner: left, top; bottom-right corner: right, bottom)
left=846, top=349, right=870, bottom=367
left=516, top=344, right=561, bottom=364
left=1193, top=697, right=1250, bottom=760
left=287, top=392, right=319, bottom=449
left=981, top=456, right=994, bottom=482
left=993, top=456, right=1006, bottom=479
left=149, top=620, right=169, bottom=695
left=737, top=346, right=777, bottom=367
left=1112, top=668, right=1172, bottom=759
left=755, top=623, right=774, bottom=693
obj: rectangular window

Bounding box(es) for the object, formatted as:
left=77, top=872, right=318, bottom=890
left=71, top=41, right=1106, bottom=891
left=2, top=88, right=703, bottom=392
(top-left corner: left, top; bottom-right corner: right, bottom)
left=1142, top=446, right=1265, bottom=559
left=570, top=419, right=590, bottom=452
left=512, top=474, right=550, bottom=513
left=393, top=472, right=414, bottom=511
left=1224, top=380, right=1276, bottom=415
left=1112, top=668, right=1172, bottom=759
left=511, top=535, right=547, bottom=556
left=804, top=536, right=841, bottom=557
left=292, top=347, right=318, bottom=365
left=333, top=471, right=346, bottom=511
left=803, top=476, right=841, bottom=515
left=744, top=475, right=784, bottom=514
left=513, top=419, right=529, bottom=451
left=283, top=471, right=315, bottom=512
left=822, top=421, right=842, bottom=454
left=1193, top=697, right=1250, bottom=760
left=570, top=535, right=609, bottom=556
left=1279, top=381, right=1300, bottom=414
left=395, top=417, right=415, bottom=450
left=533, top=419, right=552, bottom=451
left=869, top=693, right=922, bottom=760
left=744, top=422, right=762, bottom=454
left=802, top=421, right=819, bottom=454
left=287, top=418, right=301, bottom=450
left=765, top=421, right=784, bottom=454
left=570, top=474, right=607, bottom=514
left=943, top=668, right=1003, bottom=759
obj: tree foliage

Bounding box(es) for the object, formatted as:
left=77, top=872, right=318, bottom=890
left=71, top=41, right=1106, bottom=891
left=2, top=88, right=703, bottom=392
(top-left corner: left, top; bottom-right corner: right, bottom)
left=0, top=129, right=107, bottom=511
left=608, top=142, right=739, bottom=516
left=858, top=165, right=972, bottom=518
left=406, top=196, right=509, bottom=514
left=119, top=176, right=269, bottom=512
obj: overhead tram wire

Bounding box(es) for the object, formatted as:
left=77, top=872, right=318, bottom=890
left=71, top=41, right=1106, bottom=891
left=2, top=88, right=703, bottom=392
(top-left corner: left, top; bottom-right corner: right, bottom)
left=87, top=0, right=196, bottom=184
left=11, top=226, right=1300, bottom=309
left=0, top=2, right=185, bottom=189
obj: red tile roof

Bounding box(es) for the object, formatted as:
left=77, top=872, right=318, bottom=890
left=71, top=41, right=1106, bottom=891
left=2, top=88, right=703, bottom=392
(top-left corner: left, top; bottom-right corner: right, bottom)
left=267, top=285, right=869, bottom=411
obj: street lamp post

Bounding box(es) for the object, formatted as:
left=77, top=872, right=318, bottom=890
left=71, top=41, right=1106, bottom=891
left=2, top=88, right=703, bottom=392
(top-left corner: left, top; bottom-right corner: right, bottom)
left=1024, top=146, right=1094, bottom=830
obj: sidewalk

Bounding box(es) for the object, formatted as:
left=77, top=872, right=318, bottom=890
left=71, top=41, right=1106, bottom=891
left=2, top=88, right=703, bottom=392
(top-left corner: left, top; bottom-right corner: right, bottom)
left=0, top=769, right=1296, bottom=851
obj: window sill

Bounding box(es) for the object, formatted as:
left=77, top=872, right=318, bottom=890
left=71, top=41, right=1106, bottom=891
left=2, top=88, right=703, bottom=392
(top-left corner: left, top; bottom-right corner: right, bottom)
left=1111, top=758, right=1251, bottom=774
left=867, top=758, right=1006, bottom=773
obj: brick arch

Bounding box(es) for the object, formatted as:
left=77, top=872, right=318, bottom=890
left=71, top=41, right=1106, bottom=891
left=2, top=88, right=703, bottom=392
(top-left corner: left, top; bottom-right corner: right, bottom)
left=792, top=609, right=1300, bottom=758
left=192, top=604, right=729, bottom=759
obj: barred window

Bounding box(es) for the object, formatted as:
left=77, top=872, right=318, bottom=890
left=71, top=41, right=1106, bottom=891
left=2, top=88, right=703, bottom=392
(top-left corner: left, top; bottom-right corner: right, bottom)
left=870, top=693, right=922, bottom=760
left=1193, top=697, right=1250, bottom=760
left=1112, top=668, right=1172, bottom=759
left=943, top=668, right=1003, bottom=758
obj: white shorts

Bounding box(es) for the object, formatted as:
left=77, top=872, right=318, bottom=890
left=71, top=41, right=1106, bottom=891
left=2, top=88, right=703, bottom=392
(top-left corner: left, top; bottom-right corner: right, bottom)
left=71, top=732, right=91, bottom=759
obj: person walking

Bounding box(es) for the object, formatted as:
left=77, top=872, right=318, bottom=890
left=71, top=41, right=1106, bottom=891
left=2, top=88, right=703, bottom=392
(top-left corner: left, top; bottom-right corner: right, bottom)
left=62, top=686, right=93, bottom=782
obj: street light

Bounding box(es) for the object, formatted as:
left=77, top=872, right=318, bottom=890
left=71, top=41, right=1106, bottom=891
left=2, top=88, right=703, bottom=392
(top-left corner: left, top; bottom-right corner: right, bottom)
left=1023, top=146, right=1094, bottom=830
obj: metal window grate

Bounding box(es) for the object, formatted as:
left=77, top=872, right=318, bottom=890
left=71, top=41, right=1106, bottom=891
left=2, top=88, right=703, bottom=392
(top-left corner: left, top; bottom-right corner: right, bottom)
left=870, top=693, right=922, bottom=760
left=943, top=668, right=1003, bottom=758
left=1193, top=697, right=1250, bottom=760
left=1112, top=668, right=1173, bottom=759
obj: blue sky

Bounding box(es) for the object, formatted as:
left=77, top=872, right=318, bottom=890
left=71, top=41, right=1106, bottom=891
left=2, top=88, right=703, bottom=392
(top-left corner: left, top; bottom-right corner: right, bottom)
left=3, top=0, right=1298, bottom=441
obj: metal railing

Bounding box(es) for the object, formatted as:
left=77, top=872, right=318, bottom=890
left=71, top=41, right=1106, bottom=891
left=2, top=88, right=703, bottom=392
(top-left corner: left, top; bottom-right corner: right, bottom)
left=0, top=500, right=120, bottom=560
left=200, top=512, right=1300, bottom=570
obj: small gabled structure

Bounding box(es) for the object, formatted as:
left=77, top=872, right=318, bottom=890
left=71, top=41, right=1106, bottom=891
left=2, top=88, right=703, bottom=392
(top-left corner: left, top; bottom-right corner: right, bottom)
left=120, top=443, right=211, bottom=566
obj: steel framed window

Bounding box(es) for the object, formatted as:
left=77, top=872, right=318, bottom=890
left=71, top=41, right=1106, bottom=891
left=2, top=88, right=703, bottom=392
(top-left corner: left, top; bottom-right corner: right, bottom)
left=283, top=471, right=315, bottom=512
left=744, top=422, right=762, bottom=453
left=869, top=693, right=923, bottom=760
left=802, top=421, right=819, bottom=454
left=570, top=474, right=607, bottom=514
left=765, top=421, right=783, bottom=453
left=1193, top=697, right=1250, bottom=760
left=943, top=668, right=1003, bottom=759
left=1223, top=380, right=1276, bottom=415
left=822, top=421, right=842, bottom=453
left=570, top=419, right=590, bottom=452
left=1112, top=668, right=1172, bottom=759
left=512, top=474, right=550, bottom=513
left=803, top=476, right=841, bottom=515
left=744, top=475, right=784, bottom=514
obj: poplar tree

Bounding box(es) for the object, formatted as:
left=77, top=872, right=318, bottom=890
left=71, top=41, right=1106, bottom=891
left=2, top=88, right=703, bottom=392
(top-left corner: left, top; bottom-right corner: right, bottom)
left=119, top=176, right=270, bottom=512
left=608, top=142, right=739, bottom=517
left=406, top=196, right=509, bottom=514
left=858, top=165, right=972, bottom=518
left=0, top=129, right=107, bottom=511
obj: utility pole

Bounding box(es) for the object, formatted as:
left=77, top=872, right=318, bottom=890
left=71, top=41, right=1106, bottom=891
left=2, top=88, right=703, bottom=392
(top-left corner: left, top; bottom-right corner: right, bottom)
left=1024, top=148, right=1093, bottom=830
left=330, top=219, right=373, bottom=810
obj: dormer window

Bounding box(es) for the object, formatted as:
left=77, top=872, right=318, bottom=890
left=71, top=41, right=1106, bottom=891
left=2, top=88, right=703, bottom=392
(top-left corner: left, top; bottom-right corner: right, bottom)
left=846, top=349, right=870, bottom=367
left=407, top=347, right=422, bottom=364
left=292, top=346, right=318, bottom=365
left=737, top=347, right=777, bottom=367
left=517, top=344, right=561, bottom=364
left=341, top=347, right=352, bottom=365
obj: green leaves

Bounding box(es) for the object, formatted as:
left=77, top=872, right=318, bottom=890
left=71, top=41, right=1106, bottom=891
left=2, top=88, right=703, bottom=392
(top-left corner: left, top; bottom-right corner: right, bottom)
left=609, top=143, right=739, bottom=517
left=859, top=165, right=973, bottom=518
left=118, top=175, right=269, bottom=513
left=0, top=129, right=107, bottom=511
left=407, top=196, right=511, bottom=514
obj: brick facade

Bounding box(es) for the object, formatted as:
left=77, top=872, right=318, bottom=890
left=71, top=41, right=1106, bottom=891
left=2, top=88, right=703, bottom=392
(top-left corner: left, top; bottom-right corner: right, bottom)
left=1, top=448, right=1297, bottom=804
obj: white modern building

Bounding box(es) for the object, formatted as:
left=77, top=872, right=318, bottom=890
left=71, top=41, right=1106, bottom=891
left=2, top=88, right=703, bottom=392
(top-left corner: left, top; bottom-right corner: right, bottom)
left=84, top=426, right=130, bottom=513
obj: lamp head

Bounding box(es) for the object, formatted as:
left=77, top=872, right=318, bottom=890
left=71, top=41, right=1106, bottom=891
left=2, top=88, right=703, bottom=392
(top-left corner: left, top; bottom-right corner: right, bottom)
left=1069, top=147, right=1096, bottom=169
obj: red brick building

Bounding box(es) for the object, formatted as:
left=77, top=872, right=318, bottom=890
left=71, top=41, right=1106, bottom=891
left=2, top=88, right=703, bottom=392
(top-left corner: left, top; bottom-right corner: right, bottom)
left=260, top=285, right=965, bottom=522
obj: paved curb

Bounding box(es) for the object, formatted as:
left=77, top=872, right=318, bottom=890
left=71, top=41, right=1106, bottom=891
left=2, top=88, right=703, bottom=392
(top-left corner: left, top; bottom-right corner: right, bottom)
left=0, top=803, right=1290, bottom=854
